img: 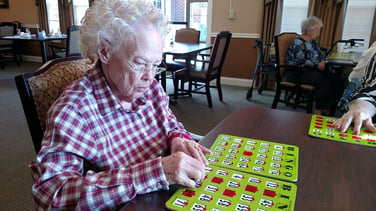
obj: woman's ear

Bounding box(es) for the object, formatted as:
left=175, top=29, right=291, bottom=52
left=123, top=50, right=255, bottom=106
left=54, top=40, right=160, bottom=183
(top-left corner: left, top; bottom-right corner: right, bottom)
left=97, top=40, right=111, bottom=64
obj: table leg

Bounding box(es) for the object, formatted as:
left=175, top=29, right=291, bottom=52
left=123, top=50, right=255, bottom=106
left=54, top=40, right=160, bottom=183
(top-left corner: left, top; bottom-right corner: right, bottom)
left=39, top=41, right=48, bottom=63
left=160, top=70, right=166, bottom=91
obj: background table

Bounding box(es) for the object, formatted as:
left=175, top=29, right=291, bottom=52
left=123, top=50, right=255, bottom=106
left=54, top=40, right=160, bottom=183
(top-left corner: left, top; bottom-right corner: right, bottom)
left=326, top=51, right=361, bottom=67
left=161, top=42, right=213, bottom=91
left=1, top=34, right=67, bottom=63
left=121, top=107, right=376, bottom=211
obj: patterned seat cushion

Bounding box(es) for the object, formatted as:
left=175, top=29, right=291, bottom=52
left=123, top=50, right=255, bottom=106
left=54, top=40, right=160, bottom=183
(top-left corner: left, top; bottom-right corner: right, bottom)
left=28, top=59, right=94, bottom=131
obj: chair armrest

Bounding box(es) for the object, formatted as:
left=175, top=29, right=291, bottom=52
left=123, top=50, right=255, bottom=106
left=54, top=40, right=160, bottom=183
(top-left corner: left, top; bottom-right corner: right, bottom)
left=320, top=46, right=329, bottom=56
left=48, top=44, right=66, bottom=58
left=48, top=44, right=66, bottom=50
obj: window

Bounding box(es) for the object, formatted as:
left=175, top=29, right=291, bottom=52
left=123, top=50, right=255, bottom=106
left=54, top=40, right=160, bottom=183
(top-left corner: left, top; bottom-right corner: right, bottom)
left=280, top=0, right=309, bottom=34
left=280, top=0, right=375, bottom=51
left=188, top=1, right=208, bottom=42
left=342, top=0, right=375, bottom=51
left=46, top=0, right=208, bottom=42
left=46, top=0, right=60, bottom=33
left=150, top=0, right=208, bottom=43
left=72, top=0, right=89, bottom=25
left=46, top=0, right=89, bottom=33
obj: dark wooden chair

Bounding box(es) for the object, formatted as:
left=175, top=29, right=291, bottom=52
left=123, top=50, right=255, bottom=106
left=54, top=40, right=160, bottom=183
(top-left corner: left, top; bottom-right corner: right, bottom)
left=14, top=56, right=93, bottom=153
left=165, top=28, right=201, bottom=72
left=271, top=32, right=315, bottom=113
left=49, top=25, right=81, bottom=59
left=173, top=31, right=232, bottom=108
left=0, top=22, right=20, bottom=69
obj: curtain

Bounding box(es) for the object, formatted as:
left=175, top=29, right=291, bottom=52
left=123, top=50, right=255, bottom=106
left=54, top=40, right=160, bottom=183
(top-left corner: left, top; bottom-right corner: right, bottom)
left=262, top=0, right=280, bottom=47
left=262, top=0, right=350, bottom=50
left=37, top=0, right=75, bottom=34
left=37, top=0, right=49, bottom=33
left=308, top=0, right=348, bottom=50
left=58, top=0, right=74, bottom=34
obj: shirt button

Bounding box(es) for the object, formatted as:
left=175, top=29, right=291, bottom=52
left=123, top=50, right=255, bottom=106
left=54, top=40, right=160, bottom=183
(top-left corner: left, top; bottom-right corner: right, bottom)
left=158, top=149, right=163, bottom=154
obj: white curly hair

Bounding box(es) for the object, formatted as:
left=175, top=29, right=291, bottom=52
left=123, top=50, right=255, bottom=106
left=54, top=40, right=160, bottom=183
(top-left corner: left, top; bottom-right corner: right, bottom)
left=80, top=0, right=168, bottom=63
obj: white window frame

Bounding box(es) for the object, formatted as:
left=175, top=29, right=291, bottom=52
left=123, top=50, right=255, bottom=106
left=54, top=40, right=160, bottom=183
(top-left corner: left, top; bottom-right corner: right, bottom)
left=342, top=0, right=375, bottom=51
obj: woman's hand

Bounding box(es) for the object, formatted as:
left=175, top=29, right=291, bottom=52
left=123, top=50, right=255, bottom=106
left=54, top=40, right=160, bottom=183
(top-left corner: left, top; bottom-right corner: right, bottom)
left=162, top=152, right=206, bottom=187
left=170, top=137, right=211, bottom=166
left=333, top=100, right=376, bottom=134
left=319, top=61, right=325, bottom=71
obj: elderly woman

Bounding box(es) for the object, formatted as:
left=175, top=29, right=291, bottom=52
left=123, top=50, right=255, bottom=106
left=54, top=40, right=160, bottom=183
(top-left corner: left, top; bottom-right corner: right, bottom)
left=285, top=16, right=344, bottom=116
left=29, top=0, right=210, bottom=210
left=334, top=48, right=376, bottom=134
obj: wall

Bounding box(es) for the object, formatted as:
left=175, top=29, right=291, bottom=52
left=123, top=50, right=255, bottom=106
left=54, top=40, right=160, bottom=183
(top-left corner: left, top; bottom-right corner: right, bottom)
left=0, top=0, right=264, bottom=82
left=211, top=0, right=264, bottom=83
left=0, top=0, right=38, bottom=24
left=0, top=0, right=41, bottom=58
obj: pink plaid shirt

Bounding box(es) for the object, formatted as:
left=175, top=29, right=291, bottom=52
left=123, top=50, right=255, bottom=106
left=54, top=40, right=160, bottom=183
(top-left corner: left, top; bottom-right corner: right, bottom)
left=30, top=64, right=192, bottom=210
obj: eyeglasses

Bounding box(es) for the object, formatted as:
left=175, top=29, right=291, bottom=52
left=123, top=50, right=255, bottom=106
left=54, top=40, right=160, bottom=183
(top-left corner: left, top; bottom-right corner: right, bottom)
left=128, top=60, right=162, bottom=75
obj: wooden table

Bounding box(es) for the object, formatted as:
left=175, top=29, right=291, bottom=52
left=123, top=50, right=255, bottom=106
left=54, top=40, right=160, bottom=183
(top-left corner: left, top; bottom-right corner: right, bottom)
left=164, top=42, right=213, bottom=58
left=326, top=52, right=361, bottom=67
left=1, top=34, right=67, bottom=63
left=121, top=107, right=376, bottom=211
left=161, top=42, right=213, bottom=91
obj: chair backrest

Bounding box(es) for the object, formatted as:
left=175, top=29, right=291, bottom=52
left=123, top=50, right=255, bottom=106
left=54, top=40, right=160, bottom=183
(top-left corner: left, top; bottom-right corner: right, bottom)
left=206, top=31, right=232, bottom=79
left=274, top=32, right=298, bottom=66
left=15, top=56, right=94, bottom=153
left=0, top=22, right=17, bottom=46
left=66, top=25, right=81, bottom=57
left=175, top=28, right=200, bottom=43
left=173, top=28, right=200, bottom=61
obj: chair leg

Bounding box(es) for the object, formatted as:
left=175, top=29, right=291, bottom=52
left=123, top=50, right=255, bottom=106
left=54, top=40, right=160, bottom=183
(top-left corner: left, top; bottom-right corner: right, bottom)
left=0, top=54, right=5, bottom=69
left=258, top=73, right=267, bottom=94
left=293, top=93, right=301, bottom=109
left=0, top=56, right=4, bottom=69
left=12, top=49, right=20, bottom=66
left=271, top=88, right=281, bottom=109
left=205, top=82, right=213, bottom=108
left=173, top=76, right=179, bottom=100
left=306, top=93, right=314, bottom=114
left=217, top=78, right=223, bottom=101
left=188, top=81, right=193, bottom=96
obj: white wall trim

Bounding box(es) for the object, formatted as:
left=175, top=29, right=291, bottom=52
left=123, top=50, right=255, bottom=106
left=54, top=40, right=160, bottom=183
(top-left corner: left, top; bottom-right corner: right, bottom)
left=21, top=55, right=42, bottom=63
left=210, top=33, right=260, bottom=39
left=207, top=0, right=213, bottom=44
left=219, top=76, right=253, bottom=88
left=18, top=57, right=255, bottom=88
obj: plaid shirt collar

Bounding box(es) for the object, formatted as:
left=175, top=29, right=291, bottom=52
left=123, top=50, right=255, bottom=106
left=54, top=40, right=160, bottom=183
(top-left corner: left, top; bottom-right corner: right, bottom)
left=89, top=62, right=153, bottom=115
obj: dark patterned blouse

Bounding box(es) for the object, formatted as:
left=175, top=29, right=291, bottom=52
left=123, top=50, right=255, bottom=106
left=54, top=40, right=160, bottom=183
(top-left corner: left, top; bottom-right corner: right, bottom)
left=285, top=35, right=325, bottom=69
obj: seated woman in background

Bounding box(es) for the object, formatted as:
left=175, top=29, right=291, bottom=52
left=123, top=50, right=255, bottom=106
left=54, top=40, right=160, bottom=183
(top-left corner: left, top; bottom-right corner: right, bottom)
left=284, top=16, right=344, bottom=116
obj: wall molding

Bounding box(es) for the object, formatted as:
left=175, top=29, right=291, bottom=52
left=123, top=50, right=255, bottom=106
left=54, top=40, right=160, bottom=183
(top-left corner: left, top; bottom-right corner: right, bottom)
left=21, top=55, right=42, bottom=63
left=220, top=76, right=253, bottom=87
left=21, top=57, right=255, bottom=88
left=210, top=33, right=260, bottom=39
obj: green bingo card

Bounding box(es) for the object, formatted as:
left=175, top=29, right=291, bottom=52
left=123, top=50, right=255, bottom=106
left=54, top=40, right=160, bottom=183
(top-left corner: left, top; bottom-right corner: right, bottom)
left=206, top=134, right=299, bottom=182
left=308, top=115, right=376, bottom=147
left=165, top=165, right=297, bottom=211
